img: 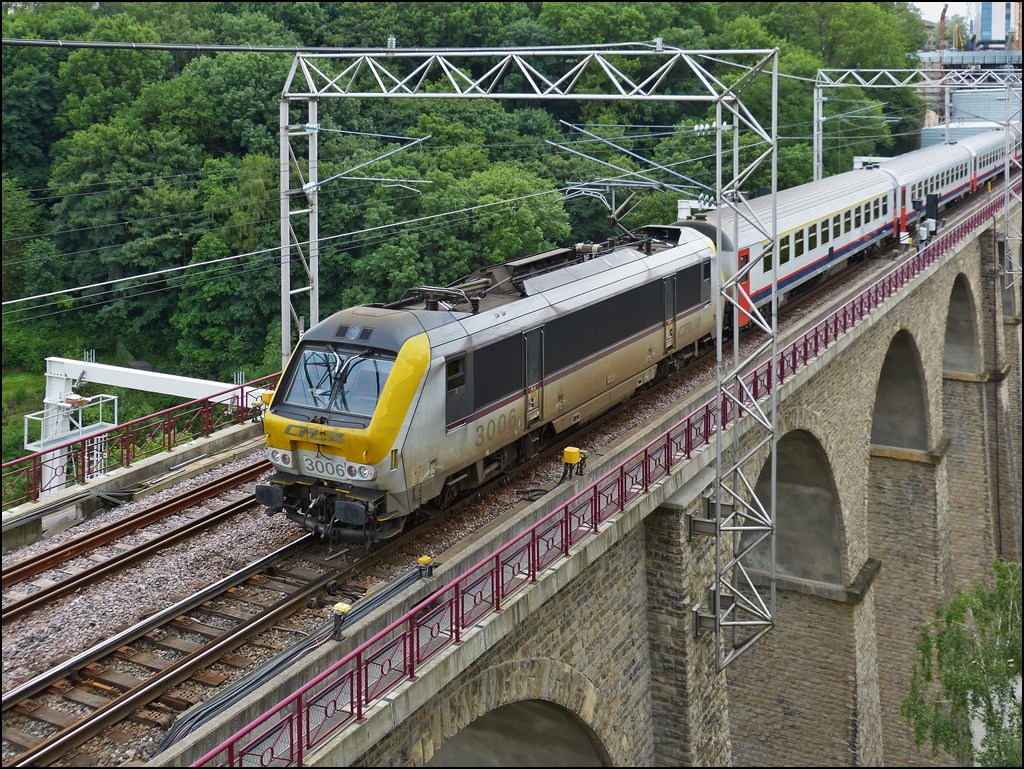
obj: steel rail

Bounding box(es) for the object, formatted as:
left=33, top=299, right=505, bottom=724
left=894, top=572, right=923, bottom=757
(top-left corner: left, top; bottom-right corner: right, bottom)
left=2, top=462, right=269, bottom=589
left=5, top=539, right=329, bottom=768
left=2, top=497, right=259, bottom=625
left=1, top=535, right=313, bottom=713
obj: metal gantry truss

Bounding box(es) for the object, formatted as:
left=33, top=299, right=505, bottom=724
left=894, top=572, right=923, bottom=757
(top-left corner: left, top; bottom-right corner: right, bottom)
left=810, top=67, right=1022, bottom=290
left=279, top=43, right=780, bottom=670
left=812, top=67, right=1023, bottom=182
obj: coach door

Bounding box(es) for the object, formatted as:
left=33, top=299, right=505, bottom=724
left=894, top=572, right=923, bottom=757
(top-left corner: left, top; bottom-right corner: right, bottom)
left=524, top=327, right=544, bottom=426
left=737, top=248, right=752, bottom=325
left=900, top=186, right=908, bottom=233
left=663, top=276, right=676, bottom=352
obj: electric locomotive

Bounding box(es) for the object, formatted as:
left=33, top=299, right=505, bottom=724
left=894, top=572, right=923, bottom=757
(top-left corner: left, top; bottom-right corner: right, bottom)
left=256, top=226, right=722, bottom=547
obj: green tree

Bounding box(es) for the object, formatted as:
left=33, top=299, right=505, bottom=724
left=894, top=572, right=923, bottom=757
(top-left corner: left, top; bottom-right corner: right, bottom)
left=171, top=233, right=269, bottom=379
left=1, top=174, right=44, bottom=301
left=902, top=560, right=1022, bottom=767
left=2, top=2, right=95, bottom=188
left=57, top=14, right=172, bottom=131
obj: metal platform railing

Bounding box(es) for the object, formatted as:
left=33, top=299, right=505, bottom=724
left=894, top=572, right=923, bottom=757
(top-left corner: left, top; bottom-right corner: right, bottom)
left=2, top=374, right=279, bottom=511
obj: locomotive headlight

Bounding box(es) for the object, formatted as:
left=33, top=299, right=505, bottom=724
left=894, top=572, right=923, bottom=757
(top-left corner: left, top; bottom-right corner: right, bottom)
left=356, top=465, right=374, bottom=480
left=267, top=448, right=293, bottom=467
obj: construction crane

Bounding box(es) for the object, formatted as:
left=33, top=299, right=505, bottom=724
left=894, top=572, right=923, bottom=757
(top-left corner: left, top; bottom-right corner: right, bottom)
left=938, top=3, right=948, bottom=67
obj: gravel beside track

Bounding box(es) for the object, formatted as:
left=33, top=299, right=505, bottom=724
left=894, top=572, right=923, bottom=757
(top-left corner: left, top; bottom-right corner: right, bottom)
left=1, top=452, right=297, bottom=695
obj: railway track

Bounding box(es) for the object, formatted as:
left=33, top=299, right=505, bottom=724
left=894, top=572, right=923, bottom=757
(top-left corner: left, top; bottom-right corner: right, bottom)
left=1, top=464, right=271, bottom=626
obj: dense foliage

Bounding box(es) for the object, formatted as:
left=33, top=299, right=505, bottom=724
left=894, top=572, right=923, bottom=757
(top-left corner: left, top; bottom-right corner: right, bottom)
left=902, top=560, right=1022, bottom=767
left=2, top=2, right=928, bottom=391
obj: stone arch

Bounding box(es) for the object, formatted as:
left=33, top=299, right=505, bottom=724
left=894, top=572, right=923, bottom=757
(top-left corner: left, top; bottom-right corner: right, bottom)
left=871, top=329, right=929, bottom=450
left=943, top=273, right=982, bottom=373
left=416, top=658, right=616, bottom=766
left=743, top=429, right=844, bottom=585
left=426, top=699, right=605, bottom=766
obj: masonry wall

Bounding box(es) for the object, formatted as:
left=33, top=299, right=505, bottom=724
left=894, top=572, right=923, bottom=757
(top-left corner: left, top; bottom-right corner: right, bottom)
left=645, top=498, right=731, bottom=767
left=867, top=456, right=954, bottom=768
left=355, top=528, right=656, bottom=766
left=978, top=225, right=1023, bottom=563
left=728, top=588, right=862, bottom=766
left=726, top=228, right=1012, bottom=766
left=942, top=376, right=998, bottom=586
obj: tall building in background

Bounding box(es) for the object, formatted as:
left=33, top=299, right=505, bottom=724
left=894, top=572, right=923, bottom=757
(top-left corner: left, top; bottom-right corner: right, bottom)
left=966, top=2, right=1013, bottom=48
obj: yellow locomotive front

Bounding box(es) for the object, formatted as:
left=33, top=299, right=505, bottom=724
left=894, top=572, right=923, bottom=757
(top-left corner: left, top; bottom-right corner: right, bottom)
left=256, top=309, right=431, bottom=549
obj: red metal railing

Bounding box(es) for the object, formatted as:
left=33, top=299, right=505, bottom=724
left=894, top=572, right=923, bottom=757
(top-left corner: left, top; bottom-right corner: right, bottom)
left=195, top=187, right=1018, bottom=767
left=2, top=374, right=280, bottom=511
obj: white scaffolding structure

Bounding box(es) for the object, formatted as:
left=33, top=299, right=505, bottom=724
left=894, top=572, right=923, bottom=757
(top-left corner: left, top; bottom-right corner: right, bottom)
left=279, top=43, right=780, bottom=670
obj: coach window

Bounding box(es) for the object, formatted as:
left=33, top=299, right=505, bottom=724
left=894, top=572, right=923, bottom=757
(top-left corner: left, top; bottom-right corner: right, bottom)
left=882, top=196, right=888, bottom=216
left=820, top=219, right=829, bottom=245
left=873, top=198, right=880, bottom=220
left=794, top=229, right=804, bottom=258
left=833, top=215, right=841, bottom=240
left=809, top=222, right=818, bottom=250
left=780, top=233, right=791, bottom=264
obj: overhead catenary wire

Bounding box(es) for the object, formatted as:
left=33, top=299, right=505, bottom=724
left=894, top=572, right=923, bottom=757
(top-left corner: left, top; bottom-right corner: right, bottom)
left=2, top=186, right=569, bottom=314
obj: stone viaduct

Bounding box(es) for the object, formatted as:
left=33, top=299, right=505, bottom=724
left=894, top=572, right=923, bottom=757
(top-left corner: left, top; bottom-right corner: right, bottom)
left=161, top=200, right=1022, bottom=768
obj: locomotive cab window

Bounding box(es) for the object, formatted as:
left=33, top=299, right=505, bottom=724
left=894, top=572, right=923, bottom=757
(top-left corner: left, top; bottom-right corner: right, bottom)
left=446, top=354, right=470, bottom=427
left=282, top=345, right=395, bottom=419
left=446, top=357, right=465, bottom=390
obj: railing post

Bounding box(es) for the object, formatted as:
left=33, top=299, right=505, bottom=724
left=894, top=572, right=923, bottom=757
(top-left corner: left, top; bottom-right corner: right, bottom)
left=530, top=529, right=538, bottom=583
left=296, top=692, right=304, bottom=766
left=408, top=616, right=417, bottom=681
left=454, top=584, right=462, bottom=643
left=30, top=455, right=38, bottom=503
left=355, top=652, right=364, bottom=722
left=493, top=553, right=503, bottom=611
